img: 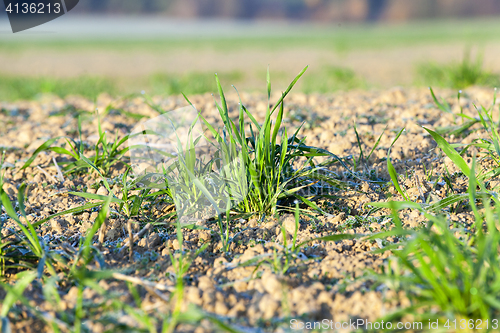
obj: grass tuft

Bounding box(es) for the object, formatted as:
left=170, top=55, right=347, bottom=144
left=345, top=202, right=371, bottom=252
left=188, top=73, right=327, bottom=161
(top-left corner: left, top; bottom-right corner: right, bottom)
left=302, top=66, right=365, bottom=93
left=417, top=51, right=500, bottom=89
left=0, top=75, right=117, bottom=101
left=368, top=89, right=500, bottom=328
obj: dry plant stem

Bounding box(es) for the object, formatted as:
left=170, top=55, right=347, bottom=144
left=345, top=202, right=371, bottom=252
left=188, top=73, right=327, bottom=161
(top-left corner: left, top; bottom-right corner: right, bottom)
left=119, top=222, right=152, bottom=254
left=98, top=218, right=107, bottom=245
left=36, top=166, right=57, bottom=183
left=112, top=272, right=175, bottom=292
left=52, top=157, right=65, bottom=182
left=127, top=219, right=133, bottom=263
left=144, top=286, right=171, bottom=304
left=38, top=310, right=71, bottom=333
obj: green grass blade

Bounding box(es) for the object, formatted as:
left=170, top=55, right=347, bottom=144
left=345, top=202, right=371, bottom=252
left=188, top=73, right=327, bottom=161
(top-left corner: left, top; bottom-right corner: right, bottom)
left=271, top=97, right=284, bottom=149
left=353, top=124, right=365, bottom=164
left=1, top=316, right=11, bottom=333
left=423, top=127, right=470, bottom=177
left=47, top=146, right=77, bottom=160
left=292, top=194, right=325, bottom=214
left=79, top=153, right=114, bottom=194
left=266, top=66, right=271, bottom=102
left=426, top=193, right=471, bottom=212
left=215, top=74, right=229, bottom=122
left=270, top=66, right=308, bottom=115
left=435, top=118, right=479, bottom=136
left=296, top=233, right=363, bottom=250
left=387, top=128, right=408, bottom=200
left=68, top=192, right=123, bottom=204
left=81, top=194, right=112, bottom=264
left=20, top=137, right=62, bottom=170
left=366, top=125, right=387, bottom=161
left=17, top=183, right=42, bottom=255
left=242, top=104, right=261, bottom=131
left=0, top=187, right=37, bottom=248
left=429, top=87, right=452, bottom=114
left=0, top=270, right=37, bottom=317
left=32, top=202, right=105, bottom=228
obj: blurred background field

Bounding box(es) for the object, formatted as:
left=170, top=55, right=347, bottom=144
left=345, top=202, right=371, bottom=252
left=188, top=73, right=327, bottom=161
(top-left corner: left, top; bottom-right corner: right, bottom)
left=0, top=0, right=500, bottom=100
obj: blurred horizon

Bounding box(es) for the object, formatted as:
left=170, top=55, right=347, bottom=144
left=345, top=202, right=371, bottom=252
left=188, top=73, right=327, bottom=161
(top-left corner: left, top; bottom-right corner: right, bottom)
left=1, top=0, right=500, bottom=23
left=0, top=1, right=499, bottom=100
left=66, top=0, right=500, bottom=22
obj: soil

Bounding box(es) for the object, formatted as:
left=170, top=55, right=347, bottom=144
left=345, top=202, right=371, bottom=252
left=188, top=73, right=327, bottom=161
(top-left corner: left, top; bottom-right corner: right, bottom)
left=1, top=43, right=499, bottom=89
left=0, top=86, right=497, bottom=332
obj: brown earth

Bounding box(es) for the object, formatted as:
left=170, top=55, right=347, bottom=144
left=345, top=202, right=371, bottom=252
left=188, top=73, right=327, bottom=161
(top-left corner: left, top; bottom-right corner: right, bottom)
left=0, top=86, right=497, bottom=332
left=1, top=42, right=500, bottom=89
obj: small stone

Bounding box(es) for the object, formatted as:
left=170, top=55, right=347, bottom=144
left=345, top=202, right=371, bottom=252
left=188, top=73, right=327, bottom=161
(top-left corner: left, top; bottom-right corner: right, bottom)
left=66, top=215, right=76, bottom=225
left=202, top=289, right=216, bottom=306
left=309, top=268, right=322, bottom=279
left=198, top=230, right=211, bottom=242
left=138, top=237, right=147, bottom=248
left=249, top=218, right=258, bottom=228
left=80, top=221, right=93, bottom=233
left=261, top=271, right=281, bottom=298
left=185, top=287, right=202, bottom=306
left=145, top=232, right=161, bottom=249
left=227, top=300, right=246, bottom=317
left=63, top=286, right=79, bottom=308
left=331, top=212, right=345, bottom=224
left=262, top=221, right=276, bottom=230
left=96, top=186, right=108, bottom=196
left=233, top=281, right=247, bottom=293
left=215, top=301, right=229, bottom=315
left=214, top=256, right=227, bottom=268
left=129, top=219, right=140, bottom=232
left=281, top=214, right=299, bottom=235
left=259, top=294, right=279, bottom=319
left=50, top=219, right=67, bottom=233
left=198, top=276, right=214, bottom=291
left=277, top=231, right=291, bottom=244
left=33, top=173, right=42, bottom=183
left=106, top=228, right=119, bottom=241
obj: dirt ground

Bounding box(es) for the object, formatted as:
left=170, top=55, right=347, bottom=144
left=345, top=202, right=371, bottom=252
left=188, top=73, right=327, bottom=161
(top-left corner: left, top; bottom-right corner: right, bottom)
left=1, top=42, right=500, bottom=90
left=0, top=85, right=497, bottom=331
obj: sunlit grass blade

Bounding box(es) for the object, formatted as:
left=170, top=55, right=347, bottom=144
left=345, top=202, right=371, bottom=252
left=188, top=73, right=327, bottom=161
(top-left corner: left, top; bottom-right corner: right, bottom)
left=20, top=137, right=63, bottom=170
left=435, top=118, right=479, bottom=136
left=429, top=87, right=452, bottom=114
left=270, top=66, right=308, bottom=115
left=387, top=128, right=408, bottom=201
left=0, top=270, right=37, bottom=321
left=79, top=152, right=114, bottom=194
left=79, top=194, right=112, bottom=267
left=68, top=192, right=123, bottom=204
left=423, top=127, right=470, bottom=177
left=366, top=125, right=387, bottom=162
left=32, top=202, right=105, bottom=228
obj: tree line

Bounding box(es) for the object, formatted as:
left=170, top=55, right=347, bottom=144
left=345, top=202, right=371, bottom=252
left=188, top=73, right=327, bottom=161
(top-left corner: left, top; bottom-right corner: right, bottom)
left=76, top=0, right=500, bottom=22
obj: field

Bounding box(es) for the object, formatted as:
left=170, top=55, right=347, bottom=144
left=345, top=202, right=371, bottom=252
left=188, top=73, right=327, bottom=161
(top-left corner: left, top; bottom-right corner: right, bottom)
left=2, top=17, right=500, bottom=332
left=2, top=17, right=500, bottom=98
